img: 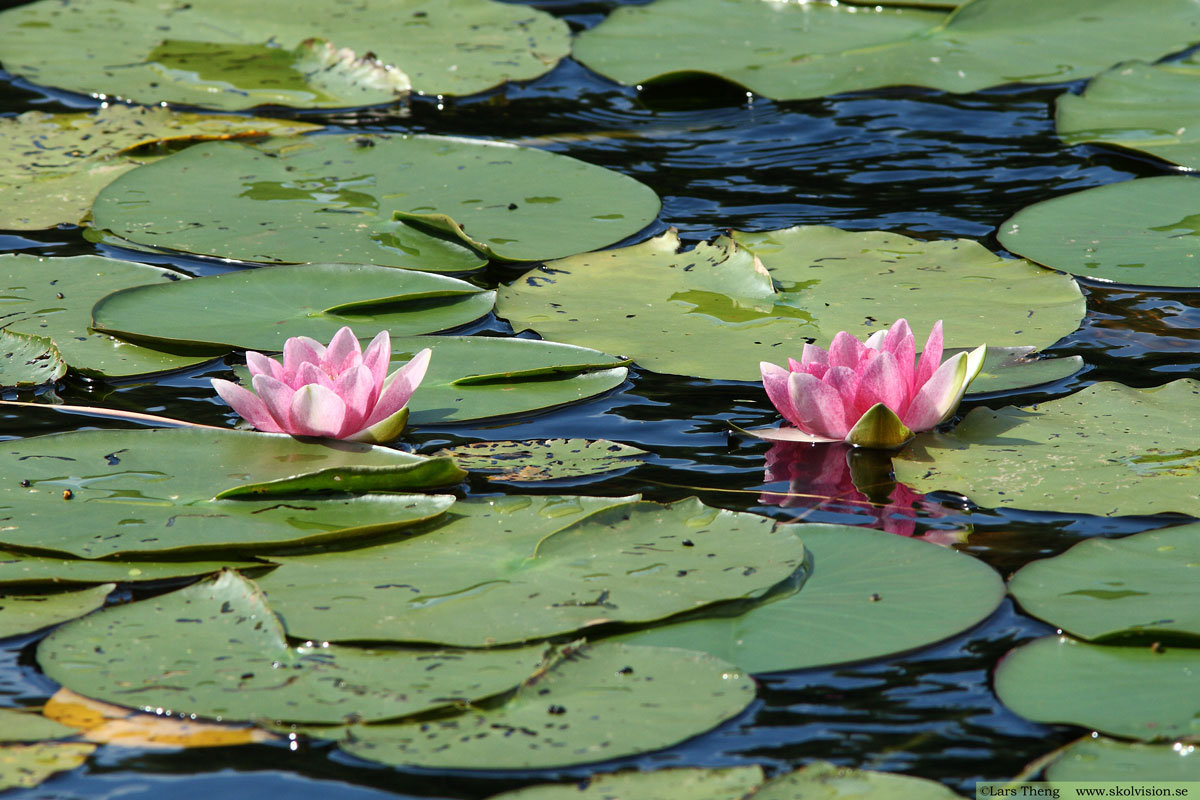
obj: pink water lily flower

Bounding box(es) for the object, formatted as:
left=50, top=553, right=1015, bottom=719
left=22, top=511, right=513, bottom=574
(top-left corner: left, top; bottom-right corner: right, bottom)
left=755, top=319, right=985, bottom=449
left=211, top=327, right=430, bottom=444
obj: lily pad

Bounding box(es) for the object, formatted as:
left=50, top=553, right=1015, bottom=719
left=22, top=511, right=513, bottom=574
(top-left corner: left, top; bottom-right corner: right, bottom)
left=893, top=381, right=1200, bottom=517
left=435, top=439, right=648, bottom=482
left=1045, top=736, right=1200, bottom=781
left=0, top=105, right=318, bottom=230
left=486, top=766, right=766, bottom=800
left=0, top=584, right=112, bottom=639
left=998, top=176, right=1200, bottom=287
left=0, top=551, right=266, bottom=588
left=92, top=263, right=495, bottom=352
left=573, top=0, right=1200, bottom=100
left=750, top=761, right=963, bottom=800
left=1057, top=61, right=1200, bottom=171
left=0, top=742, right=94, bottom=791
left=0, top=0, right=569, bottom=108
left=38, top=570, right=553, bottom=725
left=0, top=330, right=66, bottom=388
left=89, top=134, right=659, bottom=268
left=497, top=227, right=1083, bottom=381
left=964, top=347, right=1084, bottom=395
left=320, top=642, right=756, bottom=770
left=257, top=495, right=805, bottom=646
left=994, top=636, right=1200, bottom=742
left=0, top=709, right=77, bottom=743
left=0, top=428, right=463, bottom=558
left=1008, top=524, right=1200, bottom=644
left=1, top=254, right=214, bottom=378
left=615, top=524, right=1004, bottom=673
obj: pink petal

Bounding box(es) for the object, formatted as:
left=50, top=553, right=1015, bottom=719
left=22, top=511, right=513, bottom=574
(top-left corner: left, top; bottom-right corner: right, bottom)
left=796, top=343, right=829, bottom=376
left=855, top=351, right=909, bottom=419
left=787, top=371, right=850, bottom=440
left=251, top=374, right=298, bottom=433
left=245, top=351, right=285, bottom=382
left=902, top=351, right=967, bottom=431
left=297, top=361, right=335, bottom=391
left=289, top=384, right=348, bottom=438
left=323, top=326, right=362, bottom=376
left=334, top=363, right=378, bottom=435
left=762, top=361, right=802, bottom=428
left=914, top=320, right=945, bottom=390
left=361, top=329, right=391, bottom=391
left=863, top=329, right=887, bottom=351
left=282, top=336, right=324, bottom=384
left=828, top=331, right=868, bottom=370
left=211, top=378, right=284, bottom=433
left=882, top=319, right=916, bottom=392
left=747, top=425, right=840, bottom=443
left=822, top=365, right=861, bottom=419
left=362, top=348, right=431, bottom=429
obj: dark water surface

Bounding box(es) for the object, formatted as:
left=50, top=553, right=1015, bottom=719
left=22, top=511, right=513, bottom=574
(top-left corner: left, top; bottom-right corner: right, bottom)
left=2, top=2, right=1196, bottom=797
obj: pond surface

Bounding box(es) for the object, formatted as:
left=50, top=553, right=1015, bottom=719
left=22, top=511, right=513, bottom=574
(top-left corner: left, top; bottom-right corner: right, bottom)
left=1, top=2, right=1196, bottom=797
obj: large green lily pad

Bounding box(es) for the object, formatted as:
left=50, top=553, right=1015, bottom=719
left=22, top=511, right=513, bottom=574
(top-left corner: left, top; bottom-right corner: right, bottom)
left=0, top=0, right=569, bottom=108
left=0, top=428, right=463, bottom=558
left=1009, top=524, right=1200, bottom=644
left=89, top=134, right=659, bottom=268
left=1045, top=736, right=1200, bottom=781
left=0, top=710, right=77, bottom=743
left=257, top=495, right=805, bottom=646
left=1, top=254, right=214, bottom=378
left=750, top=761, right=963, bottom=800
left=894, top=381, right=1200, bottom=517
left=0, top=105, right=318, bottom=230
left=964, top=347, right=1083, bottom=395
left=998, top=176, right=1200, bottom=287
left=498, top=227, right=1083, bottom=381
left=92, top=263, right=495, bottom=352
left=994, top=636, right=1200, bottom=742
left=1057, top=62, right=1200, bottom=171
left=487, top=766, right=766, bottom=800
left=0, top=330, right=66, bottom=388
left=0, top=551, right=264, bottom=588
left=321, top=642, right=756, bottom=770
left=573, top=0, right=1200, bottom=101
left=38, top=570, right=552, bottom=725
left=435, top=439, right=648, bottom=482
left=0, top=742, right=94, bottom=790
left=615, top=524, right=1003, bottom=673
left=0, top=584, right=112, bottom=639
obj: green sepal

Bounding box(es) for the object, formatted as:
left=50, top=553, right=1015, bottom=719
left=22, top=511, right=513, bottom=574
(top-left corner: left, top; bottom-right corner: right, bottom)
left=845, top=403, right=914, bottom=450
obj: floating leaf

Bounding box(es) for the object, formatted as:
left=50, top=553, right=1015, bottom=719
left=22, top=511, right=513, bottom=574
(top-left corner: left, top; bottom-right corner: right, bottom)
left=0, top=709, right=77, bottom=743
left=498, top=227, right=1082, bottom=381
left=0, top=105, right=318, bottom=230
left=0, top=428, right=462, bottom=558
left=0, top=551, right=265, bottom=589
left=43, top=688, right=275, bottom=748
left=894, top=381, right=1200, bottom=517
left=0, top=742, right=94, bottom=791
left=38, top=571, right=552, bottom=725
left=435, top=439, right=648, bottom=482
left=1, top=254, right=214, bottom=378
left=257, top=495, right=805, bottom=646
left=750, top=761, right=962, bottom=800
left=0, top=0, right=569, bottom=108
left=89, top=134, right=659, bottom=269
left=486, top=766, right=765, bottom=800
left=573, top=0, right=1200, bottom=100
left=1057, top=61, right=1200, bottom=171
left=0, top=584, right=112, bottom=639
left=615, top=524, right=1003, bottom=673
left=92, top=263, right=495, bottom=352
left=994, top=636, right=1200, bottom=742
left=320, top=642, right=755, bottom=770
left=1045, top=736, right=1200, bottom=781
left=0, top=330, right=66, bottom=388
left=999, top=176, right=1200, bottom=287
left=1008, top=524, right=1200, bottom=643
left=965, top=347, right=1084, bottom=395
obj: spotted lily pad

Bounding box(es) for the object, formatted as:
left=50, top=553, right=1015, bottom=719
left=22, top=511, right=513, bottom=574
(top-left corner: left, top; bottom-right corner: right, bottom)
left=994, top=636, right=1200, bottom=742
left=1045, top=736, right=1200, bottom=781
left=964, top=347, right=1084, bottom=395
left=0, top=742, right=94, bottom=790
left=318, top=642, right=755, bottom=770
left=498, top=228, right=1083, bottom=381
left=89, top=134, right=659, bottom=269
left=486, top=766, right=766, bottom=800
left=0, top=551, right=265, bottom=588
left=999, top=176, right=1200, bottom=287
left=38, top=570, right=552, bottom=725
left=434, top=439, right=647, bottom=482
left=1008, top=524, right=1200, bottom=643
left=91, top=263, right=495, bottom=352
left=0, top=330, right=66, bottom=388
left=1, top=254, right=214, bottom=378
left=257, top=495, right=806, bottom=646
left=615, top=524, right=1003, bottom=673
left=0, top=105, right=318, bottom=230
left=0, top=428, right=463, bottom=558
left=0, top=584, right=112, bottom=639
left=0, top=710, right=77, bottom=743
left=0, top=0, right=569, bottom=108
left=894, top=381, right=1200, bottom=517
left=573, top=0, right=1200, bottom=100
left=750, top=761, right=963, bottom=800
